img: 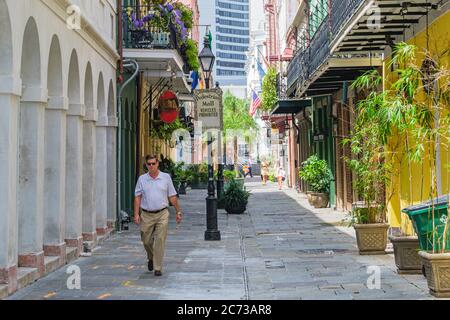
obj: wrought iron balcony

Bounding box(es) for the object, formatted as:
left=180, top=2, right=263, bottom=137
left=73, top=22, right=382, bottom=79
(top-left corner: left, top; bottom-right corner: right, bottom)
left=286, top=0, right=374, bottom=96
left=308, top=21, right=330, bottom=76
left=286, top=18, right=330, bottom=94
left=331, top=0, right=365, bottom=38
left=122, top=5, right=176, bottom=50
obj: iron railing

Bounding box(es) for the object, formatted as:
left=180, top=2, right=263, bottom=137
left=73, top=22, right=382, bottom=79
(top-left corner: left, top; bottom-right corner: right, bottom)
left=287, top=49, right=302, bottom=90
left=307, top=20, right=330, bottom=76
left=286, top=0, right=368, bottom=95
left=122, top=5, right=175, bottom=50
left=331, top=0, right=365, bottom=38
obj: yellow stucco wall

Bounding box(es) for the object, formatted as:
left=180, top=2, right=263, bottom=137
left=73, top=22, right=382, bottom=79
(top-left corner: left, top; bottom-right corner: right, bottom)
left=386, top=11, right=450, bottom=232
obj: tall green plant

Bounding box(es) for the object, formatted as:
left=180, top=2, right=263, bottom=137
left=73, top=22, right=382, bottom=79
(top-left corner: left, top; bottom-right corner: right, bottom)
left=223, top=91, right=259, bottom=177
left=261, top=66, right=278, bottom=112
left=348, top=42, right=450, bottom=250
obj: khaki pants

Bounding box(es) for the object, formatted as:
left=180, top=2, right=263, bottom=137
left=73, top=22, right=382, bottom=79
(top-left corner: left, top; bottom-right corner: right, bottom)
left=140, top=209, right=169, bottom=271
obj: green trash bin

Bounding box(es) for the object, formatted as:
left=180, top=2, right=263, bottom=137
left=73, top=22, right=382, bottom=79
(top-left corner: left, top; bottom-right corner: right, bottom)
left=402, top=195, right=450, bottom=252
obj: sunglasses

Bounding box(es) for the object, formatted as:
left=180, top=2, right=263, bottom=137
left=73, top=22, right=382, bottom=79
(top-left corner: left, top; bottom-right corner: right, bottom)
left=147, top=162, right=157, bottom=166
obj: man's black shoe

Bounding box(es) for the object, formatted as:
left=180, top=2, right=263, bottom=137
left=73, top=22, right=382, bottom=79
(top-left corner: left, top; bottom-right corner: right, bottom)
left=148, top=260, right=153, bottom=271
left=154, top=270, right=162, bottom=276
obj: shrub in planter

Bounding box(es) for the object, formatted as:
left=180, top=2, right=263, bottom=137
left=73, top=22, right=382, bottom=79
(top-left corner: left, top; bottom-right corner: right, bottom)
left=224, top=179, right=250, bottom=215
left=175, top=165, right=193, bottom=195
left=188, top=163, right=208, bottom=189
left=299, top=155, right=331, bottom=208
left=349, top=204, right=389, bottom=255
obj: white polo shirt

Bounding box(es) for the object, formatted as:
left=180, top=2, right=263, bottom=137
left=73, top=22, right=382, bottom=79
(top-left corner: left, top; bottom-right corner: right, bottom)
left=134, top=171, right=178, bottom=211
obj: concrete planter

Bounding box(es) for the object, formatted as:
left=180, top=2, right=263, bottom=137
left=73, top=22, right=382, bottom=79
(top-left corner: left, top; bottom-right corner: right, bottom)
left=419, top=251, right=450, bottom=298
left=354, top=223, right=389, bottom=255
left=307, top=192, right=329, bottom=208
left=389, top=235, right=422, bottom=274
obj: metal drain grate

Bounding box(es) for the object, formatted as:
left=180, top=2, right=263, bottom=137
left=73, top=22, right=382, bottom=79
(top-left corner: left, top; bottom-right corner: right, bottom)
left=264, top=260, right=286, bottom=269
left=296, top=249, right=353, bottom=255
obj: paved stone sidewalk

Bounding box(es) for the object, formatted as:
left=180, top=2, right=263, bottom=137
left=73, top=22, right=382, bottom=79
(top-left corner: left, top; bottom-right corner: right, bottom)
left=7, top=179, right=434, bottom=300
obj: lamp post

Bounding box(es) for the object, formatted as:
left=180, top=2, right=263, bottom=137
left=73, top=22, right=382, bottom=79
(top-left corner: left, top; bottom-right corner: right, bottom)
left=199, top=36, right=220, bottom=241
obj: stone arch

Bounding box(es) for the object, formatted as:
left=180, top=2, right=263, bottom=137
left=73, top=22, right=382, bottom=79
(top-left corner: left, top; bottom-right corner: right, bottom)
left=0, top=0, right=16, bottom=279
left=47, top=35, right=63, bottom=98
left=0, top=0, right=13, bottom=76
left=43, top=34, right=66, bottom=253
left=68, top=50, right=80, bottom=105
left=105, top=79, right=117, bottom=228
left=84, top=62, right=94, bottom=110
left=21, top=17, right=41, bottom=90
left=107, top=80, right=115, bottom=117
left=82, top=61, right=97, bottom=241
left=18, top=16, right=44, bottom=269
left=97, top=72, right=105, bottom=117
left=65, top=49, right=83, bottom=250
left=95, top=72, right=107, bottom=233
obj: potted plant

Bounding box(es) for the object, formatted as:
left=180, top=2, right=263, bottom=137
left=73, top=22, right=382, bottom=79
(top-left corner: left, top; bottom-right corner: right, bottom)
left=175, top=163, right=192, bottom=195
left=224, top=179, right=250, bottom=215
left=299, top=155, right=332, bottom=208
left=188, top=163, right=208, bottom=189
left=345, top=71, right=391, bottom=255
left=382, top=43, right=450, bottom=297
left=351, top=43, right=449, bottom=289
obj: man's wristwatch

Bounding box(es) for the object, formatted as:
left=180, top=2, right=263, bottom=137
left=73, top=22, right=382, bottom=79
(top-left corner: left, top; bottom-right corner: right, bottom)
left=176, top=212, right=182, bottom=216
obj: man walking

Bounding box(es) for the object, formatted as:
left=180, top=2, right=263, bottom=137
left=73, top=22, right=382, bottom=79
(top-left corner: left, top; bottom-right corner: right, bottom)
left=134, top=155, right=183, bottom=276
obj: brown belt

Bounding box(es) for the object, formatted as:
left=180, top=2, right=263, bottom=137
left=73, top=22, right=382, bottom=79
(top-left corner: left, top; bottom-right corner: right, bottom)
left=141, top=207, right=168, bottom=214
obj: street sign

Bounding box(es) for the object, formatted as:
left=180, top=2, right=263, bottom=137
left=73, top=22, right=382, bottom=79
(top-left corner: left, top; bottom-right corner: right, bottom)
left=193, top=88, right=223, bottom=131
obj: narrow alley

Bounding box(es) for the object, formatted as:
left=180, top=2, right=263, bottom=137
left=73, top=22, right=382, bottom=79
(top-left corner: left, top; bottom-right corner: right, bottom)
left=8, top=179, right=432, bottom=300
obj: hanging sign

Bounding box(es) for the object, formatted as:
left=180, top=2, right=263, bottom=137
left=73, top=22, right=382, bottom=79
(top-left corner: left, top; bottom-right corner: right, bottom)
left=158, top=90, right=180, bottom=124
left=193, top=88, right=223, bottom=131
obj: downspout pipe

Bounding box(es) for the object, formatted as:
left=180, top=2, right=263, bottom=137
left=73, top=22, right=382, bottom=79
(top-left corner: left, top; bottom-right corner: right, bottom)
left=117, top=59, right=139, bottom=230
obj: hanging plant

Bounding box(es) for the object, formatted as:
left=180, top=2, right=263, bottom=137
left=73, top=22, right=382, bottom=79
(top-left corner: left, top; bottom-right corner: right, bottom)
left=150, top=118, right=186, bottom=142
left=185, top=38, right=200, bottom=72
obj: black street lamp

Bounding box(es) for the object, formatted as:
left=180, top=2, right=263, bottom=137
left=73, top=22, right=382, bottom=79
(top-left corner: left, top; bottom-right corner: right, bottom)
left=199, top=35, right=220, bottom=241
left=198, top=36, right=215, bottom=90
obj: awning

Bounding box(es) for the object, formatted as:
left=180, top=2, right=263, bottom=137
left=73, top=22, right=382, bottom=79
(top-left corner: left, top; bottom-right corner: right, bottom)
left=270, top=99, right=312, bottom=116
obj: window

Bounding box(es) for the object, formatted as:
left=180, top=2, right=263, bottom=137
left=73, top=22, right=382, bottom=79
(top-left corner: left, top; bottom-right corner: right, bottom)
left=217, top=1, right=248, bottom=11
left=110, top=13, right=114, bottom=40
left=309, top=0, right=328, bottom=38
left=217, top=27, right=249, bottom=36
left=217, top=52, right=247, bottom=60
left=217, top=43, right=248, bottom=52
left=217, top=35, right=249, bottom=44
left=217, top=69, right=246, bottom=76
left=216, top=10, right=249, bottom=20
left=216, top=60, right=246, bottom=69
left=216, top=18, right=248, bottom=28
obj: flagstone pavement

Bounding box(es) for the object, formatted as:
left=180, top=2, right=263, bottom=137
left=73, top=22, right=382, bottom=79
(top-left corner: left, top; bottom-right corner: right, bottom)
left=7, top=178, right=436, bottom=300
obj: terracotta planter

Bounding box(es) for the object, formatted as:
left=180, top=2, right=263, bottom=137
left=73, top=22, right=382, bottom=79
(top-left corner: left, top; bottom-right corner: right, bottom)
left=354, top=223, right=389, bottom=255
left=419, top=251, right=450, bottom=298
left=307, top=192, right=329, bottom=208
left=389, top=235, right=422, bottom=274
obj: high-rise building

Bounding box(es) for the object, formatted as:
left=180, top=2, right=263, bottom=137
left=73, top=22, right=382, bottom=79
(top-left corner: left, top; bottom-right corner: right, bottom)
left=198, top=0, right=250, bottom=98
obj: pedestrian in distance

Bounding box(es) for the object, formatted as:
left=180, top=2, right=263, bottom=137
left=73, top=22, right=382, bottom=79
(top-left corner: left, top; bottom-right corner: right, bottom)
left=261, top=160, right=269, bottom=185
left=277, top=166, right=286, bottom=190
left=243, top=163, right=250, bottom=178
left=134, top=155, right=183, bottom=276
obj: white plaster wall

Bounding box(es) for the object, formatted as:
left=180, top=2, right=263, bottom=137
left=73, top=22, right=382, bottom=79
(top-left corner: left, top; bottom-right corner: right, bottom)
left=0, top=0, right=118, bottom=271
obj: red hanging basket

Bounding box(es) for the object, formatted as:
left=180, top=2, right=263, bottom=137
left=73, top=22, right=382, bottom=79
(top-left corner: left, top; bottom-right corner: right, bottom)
left=158, top=90, right=180, bottom=124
